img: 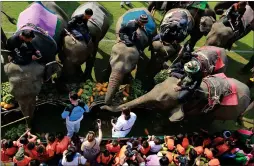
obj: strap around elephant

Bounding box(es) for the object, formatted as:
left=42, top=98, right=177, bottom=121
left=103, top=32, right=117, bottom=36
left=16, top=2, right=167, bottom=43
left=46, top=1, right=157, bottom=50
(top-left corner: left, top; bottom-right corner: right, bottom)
left=19, top=23, right=49, bottom=36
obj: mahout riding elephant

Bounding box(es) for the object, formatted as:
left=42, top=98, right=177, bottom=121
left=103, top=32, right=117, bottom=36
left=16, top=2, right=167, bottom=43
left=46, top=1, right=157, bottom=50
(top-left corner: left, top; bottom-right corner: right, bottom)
left=168, top=46, right=228, bottom=78
left=3, top=2, right=68, bottom=125
left=147, top=4, right=216, bottom=81
left=59, top=2, right=110, bottom=82
left=102, top=73, right=250, bottom=124
left=205, top=3, right=254, bottom=49
left=104, top=8, right=157, bottom=105
left=214, top=1, right=254, bottom=15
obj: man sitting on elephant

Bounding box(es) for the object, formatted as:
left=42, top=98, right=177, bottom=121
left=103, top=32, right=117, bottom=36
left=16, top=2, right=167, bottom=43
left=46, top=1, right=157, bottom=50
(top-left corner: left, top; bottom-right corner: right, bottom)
left=67, top=8, right=93, bottom=43
left=153, top=18, right=188, bottom=44
left=168, top=52, right=192, bottom=79
left=225, top=1, right=247, bottom=35
left=119, top=14, right=148, bottom=53
left=7, top=30, right=41, bottom=65
left=174, top=60, right=203, bottom=103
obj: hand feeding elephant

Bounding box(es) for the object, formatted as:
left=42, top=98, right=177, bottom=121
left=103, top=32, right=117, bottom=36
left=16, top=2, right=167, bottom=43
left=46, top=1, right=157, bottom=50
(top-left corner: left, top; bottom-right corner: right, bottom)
left=104, top=8, right=156, bottom=105
left=59, top=2, right=110, bottom=82
left=102, top=73, right=250, bottom=124
left=147, top=5, right=216, bottom=81
left=205, top=3, right=254, bottom=49
left=3, top=2, right=68, bottom=125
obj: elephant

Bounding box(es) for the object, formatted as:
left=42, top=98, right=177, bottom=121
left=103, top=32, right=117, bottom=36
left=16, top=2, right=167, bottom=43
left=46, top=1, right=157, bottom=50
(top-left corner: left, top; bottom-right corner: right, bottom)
left=205, top=4, right=254, bottom=49
left=214, top=1, right=254, bottom=15
left=104, top=8, right=157, bottom=105
left=59, top=2, right=110, bottom=82
left=147, top=5, right=216, bottom=81
left=102, top=74, right=250, bottom=124
left=3, top=2, right=68, bottom=125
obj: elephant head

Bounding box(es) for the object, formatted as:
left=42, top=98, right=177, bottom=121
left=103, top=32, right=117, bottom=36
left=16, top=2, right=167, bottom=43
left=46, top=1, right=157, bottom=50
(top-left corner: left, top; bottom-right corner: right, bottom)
left=205, top=22, right=234, bottom=48
left=104, top=42, right=140, bottom=105
left=200, top=16, right=216, bottom=36
left=146, top=41, right=180, bottom=81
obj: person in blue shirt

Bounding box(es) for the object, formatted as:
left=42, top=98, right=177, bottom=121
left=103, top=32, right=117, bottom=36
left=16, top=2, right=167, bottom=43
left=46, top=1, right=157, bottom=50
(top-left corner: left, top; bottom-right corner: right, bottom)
left=61, top=92, right=90, bottom=138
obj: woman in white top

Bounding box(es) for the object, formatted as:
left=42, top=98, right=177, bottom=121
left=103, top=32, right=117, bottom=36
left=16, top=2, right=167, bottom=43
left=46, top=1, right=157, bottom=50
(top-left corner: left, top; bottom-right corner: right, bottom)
left=81, top=119, right=102, bottom=162
left=61, top=146, right=87, bottom=166
left=111, top=107, right=137, bottom=138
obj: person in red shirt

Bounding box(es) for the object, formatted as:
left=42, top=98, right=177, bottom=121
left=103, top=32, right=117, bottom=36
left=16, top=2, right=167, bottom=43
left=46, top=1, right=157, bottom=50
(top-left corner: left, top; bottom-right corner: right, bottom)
left=36, top=145, right=49, bottom=163
left=25, top=142, right=38, bottom=159
left=45, top=133, right=57, bottom=159
left=55, top=132, right=70, bottom=155
left=16, top=129, right=37, bottom=149
left=106, top=140, right=121, bottom=154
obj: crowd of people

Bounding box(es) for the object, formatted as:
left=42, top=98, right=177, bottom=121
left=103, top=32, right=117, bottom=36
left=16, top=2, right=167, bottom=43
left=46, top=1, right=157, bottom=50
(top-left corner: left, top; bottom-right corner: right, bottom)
left=1, top=121, right=253, bottom=166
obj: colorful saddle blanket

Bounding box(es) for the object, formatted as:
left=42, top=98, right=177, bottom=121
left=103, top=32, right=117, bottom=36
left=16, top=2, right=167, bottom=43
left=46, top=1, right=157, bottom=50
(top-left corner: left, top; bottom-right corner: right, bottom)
left=195, top=46, right=225, bottom=76
left=121, top=10, right=156, bottom=37
left=203, top=73, right=238, bottom=106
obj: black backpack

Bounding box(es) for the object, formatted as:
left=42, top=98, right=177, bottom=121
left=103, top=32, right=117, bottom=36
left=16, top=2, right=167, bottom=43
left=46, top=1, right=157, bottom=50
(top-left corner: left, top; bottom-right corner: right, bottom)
left=65, top=100, right=86, bottom=116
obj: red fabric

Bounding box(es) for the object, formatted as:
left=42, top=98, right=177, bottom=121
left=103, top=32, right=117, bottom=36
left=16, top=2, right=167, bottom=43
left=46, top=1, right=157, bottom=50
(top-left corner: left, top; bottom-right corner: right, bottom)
left=106, top=143, right=121, bottom=153
left=56, top=136, right=70, bottom=154
left=213, top=73, right=238, bottom=106
left=213, top=137, right=224, bottom=145
left=182, top=138, right=189, bottom=149
left=1, top=149, right=10, bottom=162
left=25, top=148, right=38, bottom=159
left=46, top=141, right=57, bottom=158
left=13, top=156, right=31, bottom=166
left=216, top=143, right=230, bottom=156
left=197, top=46, right=225, bottom=72
left=140, top=145, right=151, bottom=155
left=5, top=147, right=18, bottom=157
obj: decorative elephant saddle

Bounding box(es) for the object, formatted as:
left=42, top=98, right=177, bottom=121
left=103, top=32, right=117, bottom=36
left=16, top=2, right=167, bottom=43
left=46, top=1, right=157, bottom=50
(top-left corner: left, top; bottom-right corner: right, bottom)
left=202, top=73, right=238, bottom=110
left=160, top=9, right=194, bottom=43
left=16, top=1, right=63, bottom=61
left=194, top=46, right=225, bottom=77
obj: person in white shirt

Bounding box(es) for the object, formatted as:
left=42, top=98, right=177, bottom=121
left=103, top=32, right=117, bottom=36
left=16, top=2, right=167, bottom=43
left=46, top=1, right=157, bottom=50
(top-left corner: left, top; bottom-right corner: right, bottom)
left=120, top=1, right=132, bottom=8
left=61, top=146, right=87, bottom=166
left=111, top=107, right=137, bottom=138
left=147, top=135, right=162, bottom=153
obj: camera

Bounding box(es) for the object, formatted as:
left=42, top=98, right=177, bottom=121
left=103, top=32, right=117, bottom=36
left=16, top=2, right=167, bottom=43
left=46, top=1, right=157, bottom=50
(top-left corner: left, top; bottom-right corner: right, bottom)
left=125, top=145, right=135, bottom=158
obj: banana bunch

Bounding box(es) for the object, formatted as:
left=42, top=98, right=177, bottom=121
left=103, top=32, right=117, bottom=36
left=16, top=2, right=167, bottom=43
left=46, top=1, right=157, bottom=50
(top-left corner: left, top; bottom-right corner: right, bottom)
left=154, top=69, right=170, bottom=84
left=1, top=82, right=11, bottom=97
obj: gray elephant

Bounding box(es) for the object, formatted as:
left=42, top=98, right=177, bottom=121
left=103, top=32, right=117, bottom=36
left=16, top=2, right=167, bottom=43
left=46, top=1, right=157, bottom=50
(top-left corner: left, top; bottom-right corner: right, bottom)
left=3, top=2, right=68, bottom=125
left=205, top=3, right=254, bottom=49
left=102, top=74, right=250, bottom=123
left=59, top=2, right=110, bottom=82
left=104, top=8, right=157, bottom=105
left=147, top=7, right=216, bottom=81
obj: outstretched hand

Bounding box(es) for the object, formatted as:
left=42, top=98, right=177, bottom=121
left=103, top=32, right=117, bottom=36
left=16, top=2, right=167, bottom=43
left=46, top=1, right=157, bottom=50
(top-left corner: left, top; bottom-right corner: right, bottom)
left=174, top=86, right=181, bottom=92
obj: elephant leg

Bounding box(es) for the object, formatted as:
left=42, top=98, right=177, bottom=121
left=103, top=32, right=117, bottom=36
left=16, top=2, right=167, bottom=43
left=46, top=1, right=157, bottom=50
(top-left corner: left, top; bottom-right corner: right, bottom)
left=83, top=45, right=98, bottom=81
left=184, top=28, right=203, bottom=52
left=241, top=56, right=254, bottom=73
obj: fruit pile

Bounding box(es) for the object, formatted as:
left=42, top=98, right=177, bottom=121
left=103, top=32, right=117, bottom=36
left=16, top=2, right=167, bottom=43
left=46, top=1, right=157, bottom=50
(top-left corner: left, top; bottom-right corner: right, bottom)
left=1, top=82, right=16, bottom=110
left=78, top=79, right=145, bottom=106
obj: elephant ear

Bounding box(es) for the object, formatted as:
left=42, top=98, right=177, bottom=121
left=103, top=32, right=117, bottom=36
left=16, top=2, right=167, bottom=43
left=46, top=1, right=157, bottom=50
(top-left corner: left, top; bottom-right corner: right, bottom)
left=44, top=61, right=62, bottom=82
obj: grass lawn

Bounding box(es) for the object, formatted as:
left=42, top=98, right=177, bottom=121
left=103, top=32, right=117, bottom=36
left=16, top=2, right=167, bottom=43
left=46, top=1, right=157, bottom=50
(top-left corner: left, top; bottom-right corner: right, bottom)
left=1, top=1, right=253, bottom=133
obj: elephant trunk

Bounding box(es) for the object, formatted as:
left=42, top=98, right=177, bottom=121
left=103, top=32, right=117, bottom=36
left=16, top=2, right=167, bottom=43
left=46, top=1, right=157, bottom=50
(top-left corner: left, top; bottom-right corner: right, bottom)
left=17, top=96, right=36, bottom=126
left=105, top=70, right=124, bottom=105
left=117, top=91, right=154, bottom=110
